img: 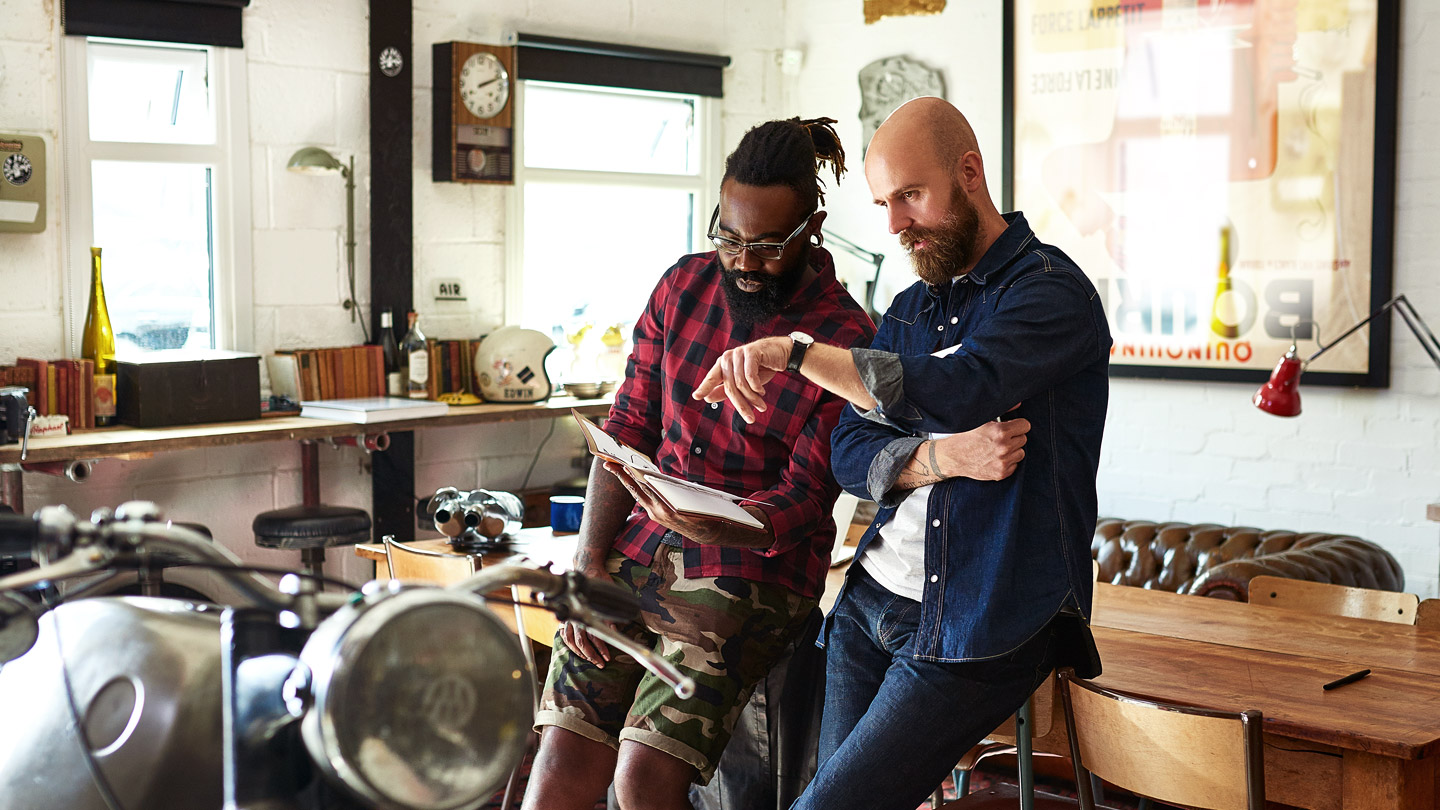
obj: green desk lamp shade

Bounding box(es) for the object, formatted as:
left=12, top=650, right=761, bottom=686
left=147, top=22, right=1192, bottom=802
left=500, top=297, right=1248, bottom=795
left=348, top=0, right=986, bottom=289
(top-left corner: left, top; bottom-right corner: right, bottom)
left=286, top=147, right=364, bottom=338
left=286, top=146, right=346, bottom=176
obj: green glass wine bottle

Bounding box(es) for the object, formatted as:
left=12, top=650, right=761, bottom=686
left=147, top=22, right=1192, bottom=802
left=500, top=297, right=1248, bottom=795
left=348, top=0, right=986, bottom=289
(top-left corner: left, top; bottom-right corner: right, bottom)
left=81, top=246, right=118, bottom=426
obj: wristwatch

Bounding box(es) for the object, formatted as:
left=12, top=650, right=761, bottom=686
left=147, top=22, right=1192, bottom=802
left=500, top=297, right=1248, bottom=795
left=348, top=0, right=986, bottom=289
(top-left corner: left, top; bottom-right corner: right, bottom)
left=786, top=331, right=814, bottom=372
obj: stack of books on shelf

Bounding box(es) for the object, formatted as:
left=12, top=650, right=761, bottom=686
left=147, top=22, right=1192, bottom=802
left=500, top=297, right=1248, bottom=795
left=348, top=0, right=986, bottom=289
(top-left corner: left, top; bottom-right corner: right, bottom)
left=267, top=345, right=387, bottom=401
left=0, top=358, right=99, bottom=429
left=269, top=339, right=484, bottom=403
left=423, top=338, right=481, bottom=401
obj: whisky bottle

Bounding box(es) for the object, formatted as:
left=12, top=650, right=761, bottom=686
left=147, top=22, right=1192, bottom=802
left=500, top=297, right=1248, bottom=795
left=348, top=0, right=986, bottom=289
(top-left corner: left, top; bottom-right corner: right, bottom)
left=81, top=246, right=117, bottom=425
left=379, top=310, right=402, bottom=396
left=1209, top=225, right=1240, bottom=339
left=399, top=311, right=429, bottom=399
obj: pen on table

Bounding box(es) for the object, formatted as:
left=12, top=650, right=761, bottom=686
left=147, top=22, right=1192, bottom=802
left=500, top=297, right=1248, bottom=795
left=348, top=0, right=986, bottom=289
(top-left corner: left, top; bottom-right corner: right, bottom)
left=1322, top=669, right=1371, bottom=691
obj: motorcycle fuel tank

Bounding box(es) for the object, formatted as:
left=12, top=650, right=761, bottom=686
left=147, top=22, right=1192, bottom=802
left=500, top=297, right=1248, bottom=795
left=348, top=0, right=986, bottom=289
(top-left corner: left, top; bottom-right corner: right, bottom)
left=0, top=596, right=224, bottom=810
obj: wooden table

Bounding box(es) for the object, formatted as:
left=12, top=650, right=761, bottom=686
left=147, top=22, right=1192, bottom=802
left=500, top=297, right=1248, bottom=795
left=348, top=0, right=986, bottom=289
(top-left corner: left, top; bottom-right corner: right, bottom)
left=355, top=529, right=856, bottom=644
left=1072, top=584, right=1440, bottom=810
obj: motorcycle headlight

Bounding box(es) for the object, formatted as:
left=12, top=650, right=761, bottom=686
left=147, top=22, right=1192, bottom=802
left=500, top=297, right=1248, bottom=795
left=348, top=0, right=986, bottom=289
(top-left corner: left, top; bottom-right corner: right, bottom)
left=298, top=587, right=533, bottom=810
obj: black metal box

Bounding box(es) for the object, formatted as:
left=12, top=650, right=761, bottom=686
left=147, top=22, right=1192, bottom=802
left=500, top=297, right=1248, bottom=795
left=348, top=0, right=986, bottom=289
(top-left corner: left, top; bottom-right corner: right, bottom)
left=116, top=350, right=261, bottom=427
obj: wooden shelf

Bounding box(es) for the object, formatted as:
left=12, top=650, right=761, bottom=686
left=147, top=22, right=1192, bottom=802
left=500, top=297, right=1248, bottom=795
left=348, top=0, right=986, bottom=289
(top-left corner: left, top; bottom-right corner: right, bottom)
left=0, top=396, right=613, bottom=465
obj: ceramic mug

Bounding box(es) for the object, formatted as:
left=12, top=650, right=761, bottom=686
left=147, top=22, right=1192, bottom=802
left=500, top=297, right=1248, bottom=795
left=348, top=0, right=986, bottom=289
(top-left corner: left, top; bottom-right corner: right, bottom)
left=550, top=495, right=585, bottom=534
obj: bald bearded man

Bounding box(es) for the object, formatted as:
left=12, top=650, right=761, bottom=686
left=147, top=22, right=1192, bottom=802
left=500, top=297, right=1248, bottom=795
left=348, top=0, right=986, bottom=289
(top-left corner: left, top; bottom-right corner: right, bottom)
left=694, top=97, right=1112, bottom=809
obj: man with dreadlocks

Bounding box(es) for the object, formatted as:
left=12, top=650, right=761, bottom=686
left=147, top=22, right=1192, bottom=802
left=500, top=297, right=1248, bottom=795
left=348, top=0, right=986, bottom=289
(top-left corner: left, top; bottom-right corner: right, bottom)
left=695, top=97, right=1110, bottom=810
left=519, top=117, right=877, bottom=810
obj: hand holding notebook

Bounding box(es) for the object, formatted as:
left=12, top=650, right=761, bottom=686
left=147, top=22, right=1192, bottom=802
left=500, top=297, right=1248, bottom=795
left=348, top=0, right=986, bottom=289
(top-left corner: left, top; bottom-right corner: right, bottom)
left=572, top=411, right=764, bottom=530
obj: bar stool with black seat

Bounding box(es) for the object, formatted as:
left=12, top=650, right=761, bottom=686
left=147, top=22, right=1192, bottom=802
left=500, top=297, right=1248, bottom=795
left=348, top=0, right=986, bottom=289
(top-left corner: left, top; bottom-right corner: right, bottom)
left=253, top=439, right=371, bottom=586
left=252, top=504, right=371, bottom=585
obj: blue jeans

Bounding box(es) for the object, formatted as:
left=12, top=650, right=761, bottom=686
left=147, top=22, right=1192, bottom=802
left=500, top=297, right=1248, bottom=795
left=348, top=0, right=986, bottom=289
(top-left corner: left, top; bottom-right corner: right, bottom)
left=791, top=565, right=1057, bottom=810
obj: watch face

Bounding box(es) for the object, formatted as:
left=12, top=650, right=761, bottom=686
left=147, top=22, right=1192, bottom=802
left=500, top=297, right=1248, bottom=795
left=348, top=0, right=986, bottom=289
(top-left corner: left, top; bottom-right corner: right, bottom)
left=459, top=52, right=510, bottom=119
left=2, top=153, right=32, bottom=186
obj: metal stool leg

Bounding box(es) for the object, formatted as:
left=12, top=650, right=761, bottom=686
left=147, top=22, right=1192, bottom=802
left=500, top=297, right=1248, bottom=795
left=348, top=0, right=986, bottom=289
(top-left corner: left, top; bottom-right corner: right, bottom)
left=1016, top=696, right=1036, bottom=810
left=300, top=547, right=326, bottom=588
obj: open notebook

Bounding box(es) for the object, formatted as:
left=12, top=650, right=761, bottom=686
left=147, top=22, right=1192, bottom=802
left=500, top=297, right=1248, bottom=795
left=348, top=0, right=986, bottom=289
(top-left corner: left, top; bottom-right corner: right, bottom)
left=573, top=411, right=763, bottom=530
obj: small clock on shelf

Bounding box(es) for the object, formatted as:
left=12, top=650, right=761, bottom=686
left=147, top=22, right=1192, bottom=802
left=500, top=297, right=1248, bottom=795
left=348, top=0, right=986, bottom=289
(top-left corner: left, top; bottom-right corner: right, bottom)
left=433, top=41, right=516, bottom=184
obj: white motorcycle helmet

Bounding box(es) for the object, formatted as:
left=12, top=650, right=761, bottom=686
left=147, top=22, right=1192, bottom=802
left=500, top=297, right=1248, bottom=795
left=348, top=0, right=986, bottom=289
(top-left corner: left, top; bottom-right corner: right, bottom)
left=474, top=326, right=555, bottom=403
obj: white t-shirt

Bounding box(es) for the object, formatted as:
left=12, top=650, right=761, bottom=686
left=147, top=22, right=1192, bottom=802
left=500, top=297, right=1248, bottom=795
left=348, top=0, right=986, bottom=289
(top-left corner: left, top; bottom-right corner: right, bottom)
left=857, top=481, right=933, bottom=601
left=857, top=341, right=963, bottom=601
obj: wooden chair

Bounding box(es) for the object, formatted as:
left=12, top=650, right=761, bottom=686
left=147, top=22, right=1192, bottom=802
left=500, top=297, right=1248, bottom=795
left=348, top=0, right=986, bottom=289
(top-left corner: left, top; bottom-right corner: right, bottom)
left=383, top=536, right=480, bottom=584
left=1417, top=598, right=1440, bottom=630
left=1248, top=575, right=1418, bottom=625
left=1061, top=670, right=1265, bottom=810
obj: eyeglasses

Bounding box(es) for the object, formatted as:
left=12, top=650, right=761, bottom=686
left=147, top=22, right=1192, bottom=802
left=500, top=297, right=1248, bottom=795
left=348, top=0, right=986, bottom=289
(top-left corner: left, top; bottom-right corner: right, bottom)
left=706, top=205, right=815, bottom=261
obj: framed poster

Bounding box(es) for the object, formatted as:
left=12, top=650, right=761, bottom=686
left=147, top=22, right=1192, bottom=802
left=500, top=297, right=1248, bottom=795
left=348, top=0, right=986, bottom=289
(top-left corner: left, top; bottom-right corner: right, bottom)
left=1005, top=0, right=1398, bottom=385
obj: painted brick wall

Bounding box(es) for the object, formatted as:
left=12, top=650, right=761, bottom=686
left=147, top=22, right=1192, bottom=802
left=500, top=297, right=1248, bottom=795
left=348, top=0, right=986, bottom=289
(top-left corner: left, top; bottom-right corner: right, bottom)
left=0, top=0, right=787, bottom=585
left=786, top=1, right=1440, bottom=596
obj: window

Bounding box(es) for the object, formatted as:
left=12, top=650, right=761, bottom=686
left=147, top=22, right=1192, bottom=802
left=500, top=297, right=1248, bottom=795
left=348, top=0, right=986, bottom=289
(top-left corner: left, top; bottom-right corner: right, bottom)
left=61, top=37, right=252, bottom=355
left=510, top=81, right=716, bottom=381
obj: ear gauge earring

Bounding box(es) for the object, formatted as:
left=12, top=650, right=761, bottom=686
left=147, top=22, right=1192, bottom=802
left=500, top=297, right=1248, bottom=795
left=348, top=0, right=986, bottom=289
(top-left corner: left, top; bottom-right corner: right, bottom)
left=811, top=232, right=824, bottom=247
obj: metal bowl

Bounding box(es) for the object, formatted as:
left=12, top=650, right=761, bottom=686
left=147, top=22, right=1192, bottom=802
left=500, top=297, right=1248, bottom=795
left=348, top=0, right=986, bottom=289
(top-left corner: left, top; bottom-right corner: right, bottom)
left=563, top=381, right=614, bottom=399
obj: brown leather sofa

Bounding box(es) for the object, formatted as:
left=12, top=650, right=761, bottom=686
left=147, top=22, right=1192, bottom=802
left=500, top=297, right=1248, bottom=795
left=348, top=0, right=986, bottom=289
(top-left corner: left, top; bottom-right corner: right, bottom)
left=1092, top=518, right=1405, bottom=600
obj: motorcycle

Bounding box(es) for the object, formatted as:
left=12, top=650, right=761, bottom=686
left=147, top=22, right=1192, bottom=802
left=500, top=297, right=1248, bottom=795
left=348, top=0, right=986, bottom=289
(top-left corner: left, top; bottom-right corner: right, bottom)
left=0, top=500, right=693, bottom=810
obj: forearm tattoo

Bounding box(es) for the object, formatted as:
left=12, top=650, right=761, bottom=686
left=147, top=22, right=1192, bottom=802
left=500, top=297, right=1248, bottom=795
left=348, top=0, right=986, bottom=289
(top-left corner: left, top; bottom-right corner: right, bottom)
left=894, top=440, right=946, bottom=491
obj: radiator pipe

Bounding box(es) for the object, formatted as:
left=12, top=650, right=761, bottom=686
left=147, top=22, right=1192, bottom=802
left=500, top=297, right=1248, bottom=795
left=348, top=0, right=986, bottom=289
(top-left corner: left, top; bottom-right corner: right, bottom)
left=20, top=460, right=92, bottom=483
left=329, top=433, right=391, bottom=452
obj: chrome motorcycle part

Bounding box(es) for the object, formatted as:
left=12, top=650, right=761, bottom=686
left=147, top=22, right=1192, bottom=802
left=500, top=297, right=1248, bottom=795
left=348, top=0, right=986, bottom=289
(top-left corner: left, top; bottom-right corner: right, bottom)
left=0, top=597, right=224, bottom=810
left=0, top=591, right=38, bottom=663
left=298, top=586, right=533, bottom=810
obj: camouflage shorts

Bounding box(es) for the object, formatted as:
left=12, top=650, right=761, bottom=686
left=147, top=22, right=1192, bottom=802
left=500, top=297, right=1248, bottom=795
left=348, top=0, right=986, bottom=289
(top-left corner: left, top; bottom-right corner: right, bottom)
left=534, top=546, right=818, bottom=783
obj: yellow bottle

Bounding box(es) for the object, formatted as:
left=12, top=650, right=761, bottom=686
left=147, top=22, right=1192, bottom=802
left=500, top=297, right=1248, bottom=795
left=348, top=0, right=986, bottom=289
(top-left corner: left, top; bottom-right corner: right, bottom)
left=81, top=246, right=117, bottom=425
left=1208, top=226, right=1240, bottom=340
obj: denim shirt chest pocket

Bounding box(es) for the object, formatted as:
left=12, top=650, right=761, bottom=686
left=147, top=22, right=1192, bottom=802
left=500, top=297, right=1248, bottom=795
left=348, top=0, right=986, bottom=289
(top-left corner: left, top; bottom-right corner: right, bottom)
left=886, top=278, right=1002, bottom=357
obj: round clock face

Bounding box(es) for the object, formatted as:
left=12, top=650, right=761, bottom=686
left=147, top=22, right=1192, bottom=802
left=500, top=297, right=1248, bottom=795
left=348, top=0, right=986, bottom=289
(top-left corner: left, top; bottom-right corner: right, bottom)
left=459, top=52, right=510, bottom=119
left=2, top=153, right=32, bottom=186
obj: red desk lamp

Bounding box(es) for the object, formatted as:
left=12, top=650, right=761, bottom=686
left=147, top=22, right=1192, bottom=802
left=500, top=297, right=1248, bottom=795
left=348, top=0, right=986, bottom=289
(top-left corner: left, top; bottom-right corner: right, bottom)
left=1254, top=295, right=1440, bottom=416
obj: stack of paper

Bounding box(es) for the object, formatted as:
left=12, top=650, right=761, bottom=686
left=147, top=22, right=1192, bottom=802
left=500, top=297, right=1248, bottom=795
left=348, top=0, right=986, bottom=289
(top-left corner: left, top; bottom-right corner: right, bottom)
left=299, top=397, right=449, bottom=424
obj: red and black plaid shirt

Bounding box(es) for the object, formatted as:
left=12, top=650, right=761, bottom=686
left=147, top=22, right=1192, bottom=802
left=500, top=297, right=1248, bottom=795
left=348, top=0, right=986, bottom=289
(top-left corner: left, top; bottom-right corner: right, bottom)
left=604, top=248, right=875, bottom=598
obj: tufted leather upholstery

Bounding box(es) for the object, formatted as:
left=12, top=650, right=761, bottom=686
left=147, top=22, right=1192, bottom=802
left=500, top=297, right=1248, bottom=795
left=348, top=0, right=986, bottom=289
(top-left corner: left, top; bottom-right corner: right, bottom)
left=1092, top=518, right=1405, bottom=601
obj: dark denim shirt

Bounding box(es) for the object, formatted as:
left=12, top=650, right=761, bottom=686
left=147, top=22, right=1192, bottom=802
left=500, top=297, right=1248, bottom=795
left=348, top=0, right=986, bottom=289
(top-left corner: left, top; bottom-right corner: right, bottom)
left=830, top=212, right=1111, bottom=662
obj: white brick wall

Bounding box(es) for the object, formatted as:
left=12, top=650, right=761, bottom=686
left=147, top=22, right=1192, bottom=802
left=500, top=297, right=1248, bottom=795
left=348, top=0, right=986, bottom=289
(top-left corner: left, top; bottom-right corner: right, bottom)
left=0, top=0, right=787, bottom=586
left=4, top=0, right=1437, bottom=598
left=788, top=2, right=1440, bottom=597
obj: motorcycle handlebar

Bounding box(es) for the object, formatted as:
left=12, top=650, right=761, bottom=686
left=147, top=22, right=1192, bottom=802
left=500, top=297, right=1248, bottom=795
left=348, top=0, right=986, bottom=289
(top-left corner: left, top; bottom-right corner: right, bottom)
left=0, top=507, right=296, bottom=612
left=451, top=564, right=696, bottom=699
left=0, top=513, right=37, bottom=559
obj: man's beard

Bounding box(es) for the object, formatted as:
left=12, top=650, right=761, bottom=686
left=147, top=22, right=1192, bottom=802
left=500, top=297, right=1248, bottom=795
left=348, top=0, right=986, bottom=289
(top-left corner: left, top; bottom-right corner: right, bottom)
left=900, top=184, right=983, bottom=286
left=720, top=244, right=809, bottom=327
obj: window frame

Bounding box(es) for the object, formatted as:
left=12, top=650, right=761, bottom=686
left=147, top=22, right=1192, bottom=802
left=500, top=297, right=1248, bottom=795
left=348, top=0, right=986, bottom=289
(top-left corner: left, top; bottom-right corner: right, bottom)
left=60, top=36, right=253, bottom=355
left=505, top=80, right=721, bottom=329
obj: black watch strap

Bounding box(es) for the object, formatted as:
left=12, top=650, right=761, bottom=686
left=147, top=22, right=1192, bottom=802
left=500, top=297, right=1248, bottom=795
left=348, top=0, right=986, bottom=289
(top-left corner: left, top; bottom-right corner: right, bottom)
left=786, top=336, right=810, bottom=372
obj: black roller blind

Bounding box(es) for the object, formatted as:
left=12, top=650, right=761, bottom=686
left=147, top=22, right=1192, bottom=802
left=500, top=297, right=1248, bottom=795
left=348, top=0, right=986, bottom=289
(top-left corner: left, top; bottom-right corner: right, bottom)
left=63, top=0, right=251, bottom=49
left=517, top=34, right=730, bottom=98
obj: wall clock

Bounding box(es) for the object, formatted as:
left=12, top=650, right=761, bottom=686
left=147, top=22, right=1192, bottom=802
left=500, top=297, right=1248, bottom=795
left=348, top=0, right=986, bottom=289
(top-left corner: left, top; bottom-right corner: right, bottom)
left=0, top=133, right=45, bottom=233
left=433, top=41, right=516, bottom=184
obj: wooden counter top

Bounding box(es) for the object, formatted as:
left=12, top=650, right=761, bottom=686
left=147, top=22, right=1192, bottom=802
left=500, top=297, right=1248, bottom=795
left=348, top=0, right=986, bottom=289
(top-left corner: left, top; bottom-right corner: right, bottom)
left=0, top=396, right=613, bottom=464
